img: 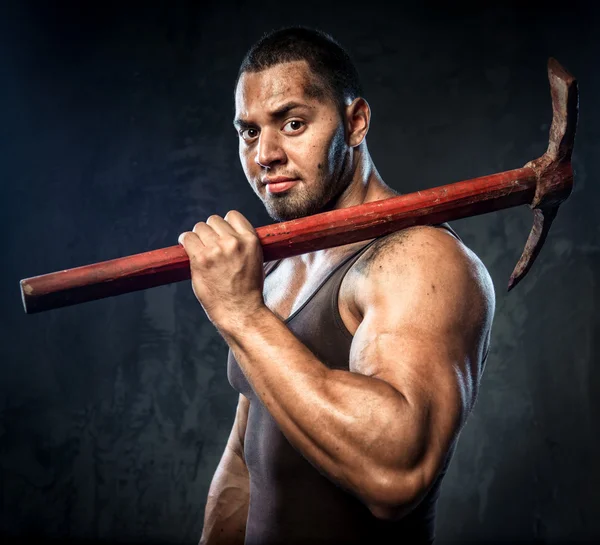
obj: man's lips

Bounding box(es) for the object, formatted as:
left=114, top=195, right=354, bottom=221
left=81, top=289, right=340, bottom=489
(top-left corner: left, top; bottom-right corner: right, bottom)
left=263, top=177, right=299, bottom=194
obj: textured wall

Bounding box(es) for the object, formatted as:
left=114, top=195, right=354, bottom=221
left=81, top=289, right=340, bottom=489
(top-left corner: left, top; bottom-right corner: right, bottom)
left=1, top=1, right=598, bottom=543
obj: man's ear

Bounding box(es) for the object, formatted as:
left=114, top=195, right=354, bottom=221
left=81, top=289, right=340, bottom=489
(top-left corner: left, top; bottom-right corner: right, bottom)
left=345, top=97, right=371, bottom=147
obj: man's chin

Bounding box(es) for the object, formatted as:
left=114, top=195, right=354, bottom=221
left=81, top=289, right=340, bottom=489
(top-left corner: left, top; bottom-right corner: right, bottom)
left=264, top=202, right=314, bottom=222
left=266, top=209, right=306, bottom=222
left=260, top=185, right=333, bottom=222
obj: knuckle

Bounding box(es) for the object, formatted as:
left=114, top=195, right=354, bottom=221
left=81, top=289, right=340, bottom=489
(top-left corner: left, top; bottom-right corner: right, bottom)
left=193, top=221, right=205, bottom=232
left=193, top=250, right=210, bottom=266
left=189, top=251, right=205, bottom=266
left=243, top=231, right=258, bottom=244
left=223, top=237, right=241, bottom=252
left=206, top=247, right=221, bottom=261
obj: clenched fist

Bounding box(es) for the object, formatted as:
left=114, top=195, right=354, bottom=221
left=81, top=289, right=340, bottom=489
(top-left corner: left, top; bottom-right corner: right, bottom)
left=178, top=210, right=265, bottom=332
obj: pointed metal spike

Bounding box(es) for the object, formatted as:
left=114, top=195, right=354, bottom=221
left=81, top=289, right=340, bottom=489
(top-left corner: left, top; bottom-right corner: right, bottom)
left=508, top=206, right=558, bottom=292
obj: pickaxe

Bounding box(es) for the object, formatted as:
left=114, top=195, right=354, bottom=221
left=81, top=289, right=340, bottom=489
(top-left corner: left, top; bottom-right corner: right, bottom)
left=19, top=58, right=578, bottom=315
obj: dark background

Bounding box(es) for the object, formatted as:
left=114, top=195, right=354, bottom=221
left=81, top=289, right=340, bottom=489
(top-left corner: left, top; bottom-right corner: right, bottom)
left=1, top=1, right=598, bottom=543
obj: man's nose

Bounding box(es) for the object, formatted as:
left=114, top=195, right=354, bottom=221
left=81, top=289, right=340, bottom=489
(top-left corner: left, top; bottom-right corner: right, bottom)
left=255, top=129, right=286, bottom=169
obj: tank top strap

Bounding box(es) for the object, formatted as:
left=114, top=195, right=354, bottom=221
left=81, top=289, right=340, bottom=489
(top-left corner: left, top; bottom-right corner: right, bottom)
left=324, top=236, right=388, bottom=339
left=329, top=236, right=383, bottom=292
left=278, top=238, right=384, bottom=326
left=326, top=222, right=462, bottom=338
left=263, top=259, right=282, bottom=277
left=437, top=221, right=462, bottom=242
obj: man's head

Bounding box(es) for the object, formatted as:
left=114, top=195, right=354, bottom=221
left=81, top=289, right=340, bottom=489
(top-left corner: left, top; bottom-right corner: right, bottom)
left=233, top=27, right=370, bottom=221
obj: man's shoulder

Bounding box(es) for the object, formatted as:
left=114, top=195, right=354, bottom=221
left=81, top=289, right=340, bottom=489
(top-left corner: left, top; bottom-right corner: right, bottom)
left=347, top=225, right=494, bottom=304
left=352, top=225, right=465, bottom=275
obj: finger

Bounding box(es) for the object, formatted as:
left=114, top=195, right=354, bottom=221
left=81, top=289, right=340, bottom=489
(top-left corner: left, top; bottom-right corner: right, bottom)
left=224, top=210, right=257, bottom=236
left=193, top=221, right=219, bottom=245
left=178, top=231, right=204, bottom=254
left=206, top=214, right=238, bottom=238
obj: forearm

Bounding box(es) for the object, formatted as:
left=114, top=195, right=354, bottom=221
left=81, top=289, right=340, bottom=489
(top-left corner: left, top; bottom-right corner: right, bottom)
left=218, top=306, right=421, bottom=509
left=200, top=446, right=249, bottom=545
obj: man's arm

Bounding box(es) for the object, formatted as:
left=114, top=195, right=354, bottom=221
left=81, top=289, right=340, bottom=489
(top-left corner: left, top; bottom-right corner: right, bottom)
left=344, top=226, right=495, bottom=516
left=216, top=226, right=495, bottom=520
left=199, top=393, right=250, bottom=545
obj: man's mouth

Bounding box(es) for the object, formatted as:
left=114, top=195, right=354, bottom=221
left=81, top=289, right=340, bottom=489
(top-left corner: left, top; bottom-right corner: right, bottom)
left=263, top=177, right=299, bottom=194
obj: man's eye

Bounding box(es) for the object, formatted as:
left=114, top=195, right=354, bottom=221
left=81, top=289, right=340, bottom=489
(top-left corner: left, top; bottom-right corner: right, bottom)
left=282, top=120, right=305, bottom=133
left=240, top=128, right=259, bottom=141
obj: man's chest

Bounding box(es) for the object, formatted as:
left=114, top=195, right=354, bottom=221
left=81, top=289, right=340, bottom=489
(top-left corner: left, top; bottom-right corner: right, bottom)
left=262, top=250, right=364, bottom=333
left=263, top=260, right=324, bottom=322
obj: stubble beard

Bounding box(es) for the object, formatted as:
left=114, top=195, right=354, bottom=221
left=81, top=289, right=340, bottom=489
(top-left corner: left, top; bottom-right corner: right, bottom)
left=260, top=129, right=351, bottom=222
left=262, top=172, right=349, bottom=222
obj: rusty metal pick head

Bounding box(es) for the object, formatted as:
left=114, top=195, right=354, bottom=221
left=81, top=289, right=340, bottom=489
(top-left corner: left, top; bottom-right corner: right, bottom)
left=507, top=58, right=578, bottom=291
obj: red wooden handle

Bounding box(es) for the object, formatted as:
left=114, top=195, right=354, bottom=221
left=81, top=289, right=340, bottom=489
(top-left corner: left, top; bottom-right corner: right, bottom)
left=20, top=167, right=537, bottom=314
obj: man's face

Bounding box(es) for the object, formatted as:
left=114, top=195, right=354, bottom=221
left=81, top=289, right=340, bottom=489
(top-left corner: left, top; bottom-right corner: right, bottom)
left=234, top=61, right=351, bottom=221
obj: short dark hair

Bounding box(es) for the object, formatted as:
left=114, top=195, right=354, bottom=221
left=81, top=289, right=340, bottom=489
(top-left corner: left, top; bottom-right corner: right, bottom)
left=235, top=27, right=363, bottom=111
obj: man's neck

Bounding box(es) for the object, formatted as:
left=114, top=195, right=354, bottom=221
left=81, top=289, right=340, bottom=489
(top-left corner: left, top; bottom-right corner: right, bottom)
left=335, top=166, right=396, bottom=210
left=295, top=152, right=398, bottom=268
left=336, top=142, right=398, bottom=207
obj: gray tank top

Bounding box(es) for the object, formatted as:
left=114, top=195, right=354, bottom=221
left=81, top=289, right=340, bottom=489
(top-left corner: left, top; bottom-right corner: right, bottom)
left=227, top=224, right=463, bottom=544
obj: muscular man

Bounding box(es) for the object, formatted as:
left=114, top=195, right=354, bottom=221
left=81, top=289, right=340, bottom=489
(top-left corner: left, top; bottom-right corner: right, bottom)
left=178, top=27, right=495, bottom=545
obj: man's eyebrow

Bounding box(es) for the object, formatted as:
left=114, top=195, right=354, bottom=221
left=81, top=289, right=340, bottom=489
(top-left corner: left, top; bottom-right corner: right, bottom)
left=233, top=118, right=255, bottom=130
left=270, top=101, right=311, bottom=118
left=233, top=101, right=312, bottom=129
